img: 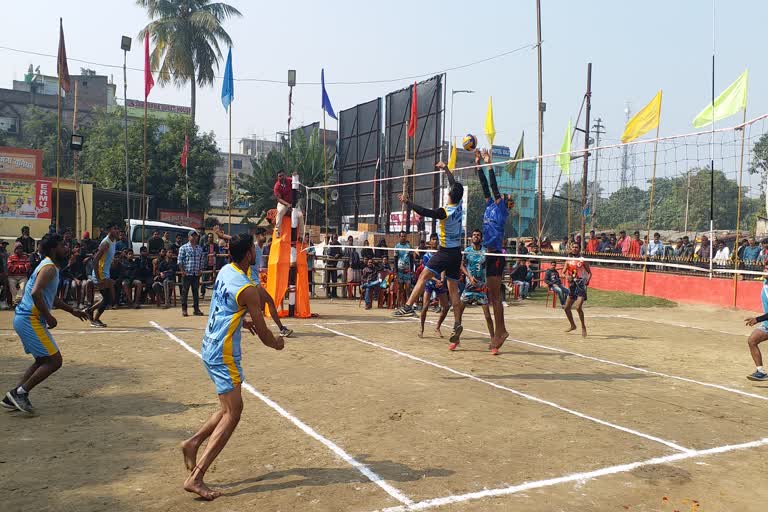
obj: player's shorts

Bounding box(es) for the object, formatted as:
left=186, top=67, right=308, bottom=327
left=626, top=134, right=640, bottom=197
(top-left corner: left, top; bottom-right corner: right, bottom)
left=568, top=279, right=588, bottom=301
left=13, top=314, right=59, bottom=358
left=204, top=358, right=244, bottom=395
left=397, top=271, right=411, bottom=285
left=486, top=254, right=506, bottom=277
left=461, top=284, right=488, bottom=305
left=425, top=280, right=448, bottom=296
left=424, top=247, right=462, bottom=281
left=758, top=322, right=768, bottom=333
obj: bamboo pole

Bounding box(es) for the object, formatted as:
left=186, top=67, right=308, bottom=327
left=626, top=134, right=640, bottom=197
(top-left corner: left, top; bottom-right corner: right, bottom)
left=732, top=108, right=748, bottom=306
left=56, top=70, right=62, bottom=232
left=402, top=120, right=409, bottom=231
left=142, top=98, right=148, bottom=246
left=641, top=112, right=663, bottom=295
left=72, top=82, right=79, bottom=237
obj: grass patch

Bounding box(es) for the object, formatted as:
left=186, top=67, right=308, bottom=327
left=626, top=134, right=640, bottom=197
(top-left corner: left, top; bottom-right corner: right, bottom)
left=526, top=287, right=676, bottom=308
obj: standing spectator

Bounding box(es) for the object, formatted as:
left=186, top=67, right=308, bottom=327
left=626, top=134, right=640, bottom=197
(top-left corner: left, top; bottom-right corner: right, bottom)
left=544, top=260, right=567, bottom=306
left=736, top=238, right=749, bottom=261
left=714, top=240, right=731, bottom=263
left=172, top=233, right=184, bottom=254
left=618, top=230, right=631, bottom=255
left=375, top=239, right=388, bottom=259
left=7, top=242, right=31, bottom=304
left=28, top=242, right=43, bottom=276
left=598, top=233, right=611, bottom=252
left=743, top=237, right=761, bottom=263
left=115, top=231, right=131, bottom=252
left=148, top=230, right=165, bottom=254
left=360, top=257, right=381, bottom=309
left=672, top=238, right=685, bottom=257
left=201, top=232, right=219, bottom=299
left=326, top=233, right=343, bottom=298
left=586, top=230, right=599, bottom=254
left=680, top=236, right=694, bottom=258
left=559, top=237, right=569, bottom=254
left=177, top=230, right=205, bottom=317
left=540, top=237, right=554, bottom=252
left=361, top=239, right=375, bottom=260
left=628, top=231, right=642, bottom=258
left=343, top=235, right=361, bottom=288
left=16, top=226, right=35, bottom=254
left=697, top=235, right=711, bottom=260
left=0, top=241, right=10, bottom=309
left=394, top=231, right=413, bottom=305
left=153, top=249, right=178, bottom=308
left=510, top=259, right=530, bottom=299
left=648, top=232, right=664, bottom=257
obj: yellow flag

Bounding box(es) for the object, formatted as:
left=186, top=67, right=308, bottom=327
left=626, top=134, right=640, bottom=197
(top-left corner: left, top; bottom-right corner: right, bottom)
left=557, top=119, right=572, bottom=175
left=692, top=69, right=748, bottom=128
left=484, top=96, right=496, bottom=146
left=447, top=140, right=457, bottom=170
left=621, top=91, right=662, bottom=143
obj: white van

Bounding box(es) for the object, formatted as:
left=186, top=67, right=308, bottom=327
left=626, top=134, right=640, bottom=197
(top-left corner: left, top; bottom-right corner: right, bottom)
left=127, top=219, right=197, bottom=254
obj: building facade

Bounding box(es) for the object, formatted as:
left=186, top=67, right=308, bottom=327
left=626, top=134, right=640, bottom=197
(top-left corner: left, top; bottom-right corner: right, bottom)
left=210, top=152, right=254, bottom=208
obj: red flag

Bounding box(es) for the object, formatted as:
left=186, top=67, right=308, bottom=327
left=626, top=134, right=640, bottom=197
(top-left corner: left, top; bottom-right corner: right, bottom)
left=407, top=82, right=417, bottom=138
left=144, top=32, right=154, bottom=98
left=57, top=18, right=71, bottom=93
left=181, top=133, right=189, bottom=168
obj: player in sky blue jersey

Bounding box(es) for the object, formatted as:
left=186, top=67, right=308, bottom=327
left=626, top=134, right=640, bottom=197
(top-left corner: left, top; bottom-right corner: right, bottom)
left=394, top=161, right=466, bottom=348
left=459, top=229, right=495, bottom=345
left=181, top=233, right=284, bottom=501
left=417, top=234, right=450, bottom=339
left=85, top=221, right=120, bottom=328
left=743, top=262, right=768, bottom=381
left=3, top=234, right=87, bottom=414
left=475, top=149, right=516, bottom=354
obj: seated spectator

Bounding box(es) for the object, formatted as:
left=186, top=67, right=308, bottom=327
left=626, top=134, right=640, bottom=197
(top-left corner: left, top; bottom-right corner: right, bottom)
left=585, top=231, right=599, bottom=254
left=360, top=258, right=382, bottom=310
left=7, top=242, right=30, bottom=305
left=162, top=231, right=173, bottom=250
left=696, top=235, right=711, bottom=260
left=540, top=237, right=554, bottom=252
left=647, top=232, right=664, bottom=258
left=115, top=230, right=131, bottom=252
left=375, top=239, right=388, bottom=259
left=136, top=246, right=154, bottom=303
left=153, top=249, right=178, bottom=308
left=743, top=237, right=761, bottom=263
left=68, top=243, right=88, bottom=307
left=119, top=249, right=142, bottom=308
left=380, top=255, right=392, bottom=272
left=171, top=233, right=184, bottom=254
left=81, top=231, right=99, bottom=255
left=544, top=260, right=567, bottom=306
left=714, top=240, right=731, bottom=263
left=148, top=230, right=165, bottom=254
left=361, top=239, right=375, bottom=261
left=16, top=226, right=35, bottom=254
left=672, top=238, right=685, bottom=258
left=680, top=236, right=694, bottom=258
left=510, top=258, right=530, bottom=299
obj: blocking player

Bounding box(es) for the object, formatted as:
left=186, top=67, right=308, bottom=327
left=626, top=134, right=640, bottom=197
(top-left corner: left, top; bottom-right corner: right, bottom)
left=563, top=242, right=592, bottom=337
left=85, top=222, right=119, bottom=328
left=181, top=233, right=284, bottom=500
left=459, top=229, right=495, bottom=349
left=394, top=161, right=465, bottom=348
left=3, top=234, right=88, bottom=414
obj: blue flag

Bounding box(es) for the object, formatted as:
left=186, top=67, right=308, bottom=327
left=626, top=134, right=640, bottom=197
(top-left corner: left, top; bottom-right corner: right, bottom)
left=221, top=47, right=234, bottom=112
left=321, top=68, right=337, bottom=120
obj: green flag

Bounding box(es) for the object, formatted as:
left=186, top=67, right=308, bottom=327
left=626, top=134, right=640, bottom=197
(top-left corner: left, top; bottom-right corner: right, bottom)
left=692, top=69, right=748, bottom=128
left=557, top=119, right=572, bottom=175
left=507, top=132, right=524, bottom=177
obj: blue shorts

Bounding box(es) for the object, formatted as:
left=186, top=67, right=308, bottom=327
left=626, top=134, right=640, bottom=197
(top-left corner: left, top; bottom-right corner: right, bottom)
left=397, top=271, right=411, bottom=284
left=425, top=280, right=448, bottom=295
left=204, top=359, right=244, bottom=395
left=568, top=279, right=588, bottom=301
left=461, top=282, right=488, bottom=305
left=758, top=323, right=768, bottom=333
left=13, top=314, right=59, bottom=358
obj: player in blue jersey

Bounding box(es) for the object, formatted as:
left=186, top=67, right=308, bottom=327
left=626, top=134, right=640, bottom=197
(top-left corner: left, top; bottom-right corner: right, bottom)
left=181, top=233, right=284, bottom=501
left=3, top=234, right=87, bottom=414
left=743, top=263, right=768, bottom=381
left=475, top=149, right=516, bottom=354
left=394, top=161, right=466, bottom=347
left=85, top=222, right=120, bottom=328
left=418, top=234, right=450, bottom=338
left=459, top=229, right=495, bottom=345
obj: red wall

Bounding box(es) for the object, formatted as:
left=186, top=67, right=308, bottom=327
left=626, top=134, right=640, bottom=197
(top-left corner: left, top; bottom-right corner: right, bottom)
left=588, top=267, right=762, bottom=312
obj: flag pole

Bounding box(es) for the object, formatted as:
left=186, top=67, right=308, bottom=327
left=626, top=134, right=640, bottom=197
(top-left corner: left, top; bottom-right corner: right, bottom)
left=403, top=120, right=409, bottom=232
left=72, top=81, right=80, bottom=238
left=228, top=104, right=232, bottom=236
left=185, top=134, right=190, bottom=219
left=142, top=97, right=148, bottom=246
left=732, top=107, right=748, bottom=306
left=517, top=146, right=523, bottom=248
left=323, top=111, right=328, bottom=238
left=641, top=118, right=663, bottom=295
left=56, top=63, right=62, bottom=233
left=535, top=0, right=544, bottom=239
left=709, top=0, right=716, bottom=277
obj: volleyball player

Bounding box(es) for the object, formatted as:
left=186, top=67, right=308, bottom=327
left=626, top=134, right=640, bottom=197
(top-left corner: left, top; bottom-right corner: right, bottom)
left=459, top=229, right=495, bottom=348
left=3, top=234, right=88, bottom=414
left=394, top=161, right=465, bottom=348
left=85, top=222, right=119, bottom=328
left=181, top=234, right=284, bottom=501
left=743, top=262, right=768, bottom=381
left=475, top=149, right=515, bottom=353
left=563, top=242, right=592, bottom=337
left=418, top=234, right=450, bottom=338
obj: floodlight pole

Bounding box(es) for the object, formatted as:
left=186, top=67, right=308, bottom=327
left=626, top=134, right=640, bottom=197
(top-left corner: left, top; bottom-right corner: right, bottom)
left=121, top=36, right=131, bottom=225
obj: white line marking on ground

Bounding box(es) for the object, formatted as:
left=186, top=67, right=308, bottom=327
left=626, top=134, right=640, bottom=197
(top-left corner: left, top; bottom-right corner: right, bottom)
left=317, top=320, right=416, bottom=326
left=149, top=321, right=413, bottom=507
left=445, top=323, right=768, bottom=403
left=314, top=324, right=692, bottom=454
left=375, top=437, right=768, bottom=511
left=618, top=314, right=746, bottom=337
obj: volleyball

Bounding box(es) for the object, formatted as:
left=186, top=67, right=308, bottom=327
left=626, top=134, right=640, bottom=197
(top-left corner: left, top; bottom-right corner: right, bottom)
left=462, top=134, right=477, bottom=151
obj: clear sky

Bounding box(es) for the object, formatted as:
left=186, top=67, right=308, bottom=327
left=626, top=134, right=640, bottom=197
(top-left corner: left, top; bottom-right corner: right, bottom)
left=1, top=0, right=764, bottom=169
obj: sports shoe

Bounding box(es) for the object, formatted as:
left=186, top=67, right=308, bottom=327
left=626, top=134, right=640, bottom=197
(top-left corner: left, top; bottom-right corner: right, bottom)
left=280, top=327, right=294, bottom=338
left=448, top=342, right=460, bottom=351
left=5, top=389, right=33, bottom=414
left=1, top=395, right=16, bottom=410
left=90, top=320, right=106, bottom=328
left=747, top=370, right=768, bottom=381
left=393, top=305, right=415, bottom=317
left=193, top=310, right=205, bottom=316
left=449, top=324, right=463, bottom=344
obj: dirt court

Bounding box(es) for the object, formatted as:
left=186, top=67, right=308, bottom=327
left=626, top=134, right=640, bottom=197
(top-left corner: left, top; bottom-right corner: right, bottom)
left=2, top=296, right=768, bottom=512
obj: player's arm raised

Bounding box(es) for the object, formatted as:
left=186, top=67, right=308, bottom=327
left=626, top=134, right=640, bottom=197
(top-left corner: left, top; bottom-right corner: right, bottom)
left=238, top=286, right=284, bottom=351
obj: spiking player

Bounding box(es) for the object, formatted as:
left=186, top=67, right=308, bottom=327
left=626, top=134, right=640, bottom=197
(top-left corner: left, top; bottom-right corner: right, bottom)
left=563, top=241, right=591, bottom=337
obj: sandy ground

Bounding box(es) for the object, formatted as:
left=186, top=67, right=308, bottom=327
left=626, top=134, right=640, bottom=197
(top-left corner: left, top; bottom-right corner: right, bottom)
left=1, top=295, right=768, bottom=511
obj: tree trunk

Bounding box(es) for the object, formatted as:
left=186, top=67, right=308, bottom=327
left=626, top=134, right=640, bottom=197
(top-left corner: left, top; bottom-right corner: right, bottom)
left=190, top=75, right=196, bottom=126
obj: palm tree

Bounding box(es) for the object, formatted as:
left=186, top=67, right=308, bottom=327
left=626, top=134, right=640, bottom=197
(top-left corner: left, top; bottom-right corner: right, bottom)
left=136, top=0, right=241, bottom=124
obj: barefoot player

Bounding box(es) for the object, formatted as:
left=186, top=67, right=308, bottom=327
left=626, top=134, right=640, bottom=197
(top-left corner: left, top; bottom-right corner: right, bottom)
left=459, top=229, right=495, bottom=348
left=474, top=149, right=514, bottom=354
left=181, top=233, right=284, bottom=500
left=418, top=234, right=450, bottom=338
left=394, top=162, right=465, bottom=348
left=3, top=234, right=88, bottom=414
left=743, top=263, right=768, bottom=381
left=563, top=242, right=591, bottom=337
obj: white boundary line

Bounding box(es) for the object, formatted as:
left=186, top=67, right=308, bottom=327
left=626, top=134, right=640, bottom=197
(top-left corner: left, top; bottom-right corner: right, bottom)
left=617, top=314, right=747, bottom=337
left=441, top=322, right=768, bottom=403
left=375, top=437, right=768, bottom=512
left=314, top=324, right=692, bottom=454
left=149, top=321, right=413, bottom=507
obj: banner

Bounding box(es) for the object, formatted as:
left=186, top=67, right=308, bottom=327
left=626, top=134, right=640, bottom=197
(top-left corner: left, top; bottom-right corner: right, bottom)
left=388, top=211, right=422, bottom=233
left=157, top=208, right=203, bottom=229
left=0, top=179, right=52, bottom=219
left=0, top=146, right=42, bottom=180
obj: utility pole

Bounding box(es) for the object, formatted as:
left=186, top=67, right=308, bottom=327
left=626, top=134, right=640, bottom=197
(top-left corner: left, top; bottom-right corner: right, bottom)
left=591, top=117, right=605, bottom=229
left=536, top=0, right=545, bottom=239
left=620, top=102, right=631, bottom=188
left=579, top=63, right=592, bottom=252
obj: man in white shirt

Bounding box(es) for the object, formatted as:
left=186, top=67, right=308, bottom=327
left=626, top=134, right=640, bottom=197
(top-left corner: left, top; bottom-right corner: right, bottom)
left=714, top=240, right=731, bottom=263
left=647, top=232, right=665, bottom=257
